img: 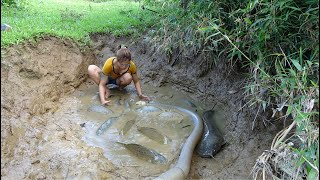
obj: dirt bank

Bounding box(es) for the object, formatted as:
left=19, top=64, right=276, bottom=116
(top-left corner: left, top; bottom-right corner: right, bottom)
left=1, top=34, right=283, bottom=179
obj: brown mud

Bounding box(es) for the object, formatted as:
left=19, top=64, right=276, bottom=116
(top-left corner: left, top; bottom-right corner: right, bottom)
left=1, top=34, right=283, bottom=179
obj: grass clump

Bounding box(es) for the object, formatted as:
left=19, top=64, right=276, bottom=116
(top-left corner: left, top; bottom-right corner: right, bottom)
left=143, top=0, right=319, bottom=179
left=1, top=0, right=157, bottom=47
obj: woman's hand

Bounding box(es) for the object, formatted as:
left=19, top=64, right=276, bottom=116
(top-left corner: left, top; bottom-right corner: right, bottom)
left=139, top=94, right=150, bottom=102
left=101, top=99, right=112, bottom=106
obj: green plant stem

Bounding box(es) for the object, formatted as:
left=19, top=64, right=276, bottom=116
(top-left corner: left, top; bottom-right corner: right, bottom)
left=302, top=156, right=319, bottom=173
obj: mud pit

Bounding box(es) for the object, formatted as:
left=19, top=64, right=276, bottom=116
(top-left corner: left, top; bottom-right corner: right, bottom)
left=78, top=84, right=196, bottom=175
left=1, top=35, right=282, bottom=179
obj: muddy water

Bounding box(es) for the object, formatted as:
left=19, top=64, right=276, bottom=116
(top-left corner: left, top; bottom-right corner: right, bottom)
left=73, top=82, right=227, bottom=177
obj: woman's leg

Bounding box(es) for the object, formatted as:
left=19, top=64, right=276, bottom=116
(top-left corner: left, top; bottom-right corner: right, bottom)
left=88, top=65, right=102, bottom=85
left=116, top=73, right=133, bottom=89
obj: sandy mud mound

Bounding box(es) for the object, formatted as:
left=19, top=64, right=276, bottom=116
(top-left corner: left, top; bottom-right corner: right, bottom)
left=1, top=36, right=98, bottom=179
left=1, top=36, right=94, bottom=116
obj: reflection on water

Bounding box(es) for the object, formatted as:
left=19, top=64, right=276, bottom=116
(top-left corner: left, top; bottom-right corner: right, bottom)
left=74, top=83, right=226, bottom=174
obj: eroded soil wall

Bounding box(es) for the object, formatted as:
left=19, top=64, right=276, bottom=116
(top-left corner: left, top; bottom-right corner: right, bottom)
left=1, top=37, right=101, bottom=179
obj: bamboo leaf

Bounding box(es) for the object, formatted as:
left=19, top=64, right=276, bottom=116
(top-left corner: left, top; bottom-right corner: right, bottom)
left=211, top=23, right=219, bottom=30
left=297, top=157, right=306, bottom=167
left=289, top=69, right=296, bottom=76
left=286, top=105, right=293, bottom=116
left=290, top=59, right=302, bottom=71
left=244, top=17, right=252, bottom=25
left=205, top=32, right=220, bottom=42
left=310, top=80, right=318, bottom=87
left=299, top=47, right=303, bottom=67
left=307, top=168, right=318, bottom=180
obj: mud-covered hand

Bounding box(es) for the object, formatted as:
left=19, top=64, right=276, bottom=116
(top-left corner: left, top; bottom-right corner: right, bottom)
left=139, top=94, right=150, bottom=102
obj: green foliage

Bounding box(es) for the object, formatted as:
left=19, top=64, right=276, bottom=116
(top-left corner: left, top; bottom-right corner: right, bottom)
left=87, top=0, right=112, bottom=2
left=60, top=8, right=85, bottom=23
left=1, top=0, right=28, bottom=8
left=1, top=0, right=157, bottom=47
left=143, top=0, right=319, bottom=178
left=144, top=0, right=226, bottom=67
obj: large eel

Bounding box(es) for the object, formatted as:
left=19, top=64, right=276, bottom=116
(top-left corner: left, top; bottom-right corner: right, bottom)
left=153, top=103, right=203, bottom=180
left=195, top=110, right=225, bottom=158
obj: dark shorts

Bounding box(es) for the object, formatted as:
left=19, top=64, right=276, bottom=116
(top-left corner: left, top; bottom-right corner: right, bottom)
left=107, top=76, right=117, bottom=85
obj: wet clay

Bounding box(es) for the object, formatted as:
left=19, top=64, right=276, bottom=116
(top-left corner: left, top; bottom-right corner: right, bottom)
left=1, top=35, right=282, bottom=179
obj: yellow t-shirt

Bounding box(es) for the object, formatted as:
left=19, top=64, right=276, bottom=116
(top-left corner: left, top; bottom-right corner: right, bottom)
left=102, top=57, right=137, bottom=79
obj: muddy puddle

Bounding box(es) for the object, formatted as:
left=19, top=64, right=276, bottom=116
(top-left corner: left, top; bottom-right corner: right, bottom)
left=72, top=82, right=227, bottom=177
left=1, top=36, right=280, bottom=179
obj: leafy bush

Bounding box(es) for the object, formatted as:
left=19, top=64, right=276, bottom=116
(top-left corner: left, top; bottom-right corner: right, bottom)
left=143, top=0, right=319, bottom=179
